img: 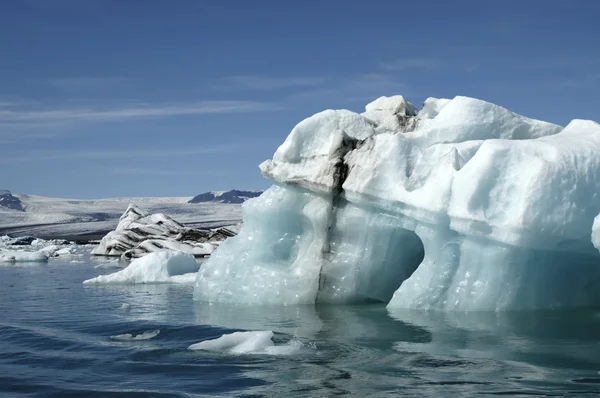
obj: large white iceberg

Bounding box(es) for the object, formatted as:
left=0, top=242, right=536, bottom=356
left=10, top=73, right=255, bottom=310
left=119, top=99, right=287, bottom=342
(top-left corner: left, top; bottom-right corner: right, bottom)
left=194, top=95, right=600, bottom=311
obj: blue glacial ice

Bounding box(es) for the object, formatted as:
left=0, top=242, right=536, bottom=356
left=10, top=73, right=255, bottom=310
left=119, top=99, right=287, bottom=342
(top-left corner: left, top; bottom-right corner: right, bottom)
left=194, top=95, right=600, bottom=311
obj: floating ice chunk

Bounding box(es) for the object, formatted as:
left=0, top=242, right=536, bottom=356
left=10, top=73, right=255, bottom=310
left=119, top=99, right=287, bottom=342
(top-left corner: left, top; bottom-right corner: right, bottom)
left=55, top=247, right=75, bottom=256
left=0, top=250, right=49, bottom=262
left=92, top=204, right=225, bottom=259
left=188, top=331, right=305, bottom=356
left=110, top=330, right=160, bottom=341
left=83, top=251, right=199, bottom=284
left=168, top=272, right=198, bottom=284
left=38, top=245, right=60, bottom=257
left=121, top=303, right=131, bottom=312
left=36, top=244, right=75, bottom=257
left=94, top=262, right=122, bottom=269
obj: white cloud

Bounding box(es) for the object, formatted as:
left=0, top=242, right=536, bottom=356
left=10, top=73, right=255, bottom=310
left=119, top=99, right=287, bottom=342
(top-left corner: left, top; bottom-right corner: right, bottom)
left=0, top=143, right=241, bottom=164
left=0, top=100, right=33, bottom=107
left=0, top=101, right=283, bottom=123
left=46, top=77, right=141, bottom=90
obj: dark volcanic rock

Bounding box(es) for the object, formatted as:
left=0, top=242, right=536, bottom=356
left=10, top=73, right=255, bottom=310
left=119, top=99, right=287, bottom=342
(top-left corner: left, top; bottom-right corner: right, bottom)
left=10, top=236, right=36, bottom=245
left=189, top=189, right=263, bottom=204
left=0, top=190, right=24, bottom=211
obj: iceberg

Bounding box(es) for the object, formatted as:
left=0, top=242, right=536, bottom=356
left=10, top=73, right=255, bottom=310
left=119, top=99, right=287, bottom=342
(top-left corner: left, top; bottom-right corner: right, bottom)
left=83, top=251, right=199, bottom=284
left=92, top=204, right=235, bottom=259
left=0, top=234, right=79, bottom=262
left=194, top=95, right=600, bottom=311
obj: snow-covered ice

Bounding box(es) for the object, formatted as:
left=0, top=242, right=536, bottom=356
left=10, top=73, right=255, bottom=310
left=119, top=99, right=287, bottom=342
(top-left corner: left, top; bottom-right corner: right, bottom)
left=83, top=251, right=199, bottom=284
left=194, top=95, right=600, bottom=311
left=188, top=331, right=305, bottom=356
left=0, top=235, right=80, bottom=263
left=0, top=250, right=48, bottom=263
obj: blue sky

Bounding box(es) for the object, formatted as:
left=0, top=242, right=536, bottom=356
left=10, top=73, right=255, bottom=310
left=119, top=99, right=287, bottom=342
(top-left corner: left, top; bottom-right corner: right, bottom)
left=1, top=0, right=599, bottom=198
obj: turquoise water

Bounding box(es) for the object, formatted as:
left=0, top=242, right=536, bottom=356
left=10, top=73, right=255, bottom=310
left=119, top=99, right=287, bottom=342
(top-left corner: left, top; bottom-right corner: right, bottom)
left=2, top=254, right=600, bottom=397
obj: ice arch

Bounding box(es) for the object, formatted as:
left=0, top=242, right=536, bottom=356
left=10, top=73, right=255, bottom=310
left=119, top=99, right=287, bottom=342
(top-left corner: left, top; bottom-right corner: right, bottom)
left=194, top=185, right=425, bottom=305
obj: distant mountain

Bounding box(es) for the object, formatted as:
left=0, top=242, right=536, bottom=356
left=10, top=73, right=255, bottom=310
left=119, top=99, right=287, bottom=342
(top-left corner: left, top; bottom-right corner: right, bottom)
left=189, top=189, right=263, bottom=204
left=0, top=190, right=24, bottom=211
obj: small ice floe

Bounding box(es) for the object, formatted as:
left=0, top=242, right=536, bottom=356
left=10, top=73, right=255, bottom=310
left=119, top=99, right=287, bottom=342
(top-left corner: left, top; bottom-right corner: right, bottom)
left=0, top=250, right=49, bottom=263
left=120, top=303, right=131, bottom=312
left=84, top=251, right=199, bottom=284
left=36, top=244, right=75, bottom=258
left=55, top=247, right=75, bottom=256
left=110, top=330, right=160, bottom=341
left=94, top=262, right=122, bottom=270
left=188, top=331, right=306, bottom=356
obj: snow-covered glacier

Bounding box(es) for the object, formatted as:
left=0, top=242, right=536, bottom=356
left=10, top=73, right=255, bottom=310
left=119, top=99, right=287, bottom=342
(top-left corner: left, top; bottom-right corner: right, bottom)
left=194, top=95, right=600, bottom=311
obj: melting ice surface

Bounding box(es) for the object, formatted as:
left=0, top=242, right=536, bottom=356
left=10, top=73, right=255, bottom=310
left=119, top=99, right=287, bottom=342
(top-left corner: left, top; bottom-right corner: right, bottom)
left=84, top=251, right=199, bottom=285
left=195, top=95, right=600, bottom=311
left=188, top=331, right=305, bottom=356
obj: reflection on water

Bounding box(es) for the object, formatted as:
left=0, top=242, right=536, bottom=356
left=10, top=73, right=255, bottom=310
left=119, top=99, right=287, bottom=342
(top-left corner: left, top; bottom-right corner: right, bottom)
left=1, top=255, right=600, bottom=396
left=194, top=302, right=600, bottom=396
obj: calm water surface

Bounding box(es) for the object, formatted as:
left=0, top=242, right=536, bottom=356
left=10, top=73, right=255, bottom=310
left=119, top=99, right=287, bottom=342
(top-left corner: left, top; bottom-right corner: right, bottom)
left=2, top=253, right=600, bottom=397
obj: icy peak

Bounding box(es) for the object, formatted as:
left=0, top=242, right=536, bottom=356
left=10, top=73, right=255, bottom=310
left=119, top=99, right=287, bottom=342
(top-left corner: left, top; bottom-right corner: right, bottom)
left=116, top=204, right=150, bottom=231
left=363, top=95, right=418, bottom=132
left=365, top=95, right=417, bottom=116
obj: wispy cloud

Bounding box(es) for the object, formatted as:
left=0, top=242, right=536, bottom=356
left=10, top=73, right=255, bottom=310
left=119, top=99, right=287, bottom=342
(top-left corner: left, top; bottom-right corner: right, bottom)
left=46, top=77, right=141, bottom=90
left=0, top=101, right=283, bottom=123
left=379, top=57, right=439, bottom=72
left=0, top=143, right=241, bottom=164
left=0, top=100, right=33, bottom=107
left=214, top=75, right=324, bottom=91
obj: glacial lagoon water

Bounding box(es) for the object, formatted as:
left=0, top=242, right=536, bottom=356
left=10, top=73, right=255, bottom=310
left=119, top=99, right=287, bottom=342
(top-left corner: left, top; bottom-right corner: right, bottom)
left=2, top=252, right=600, bottom=397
